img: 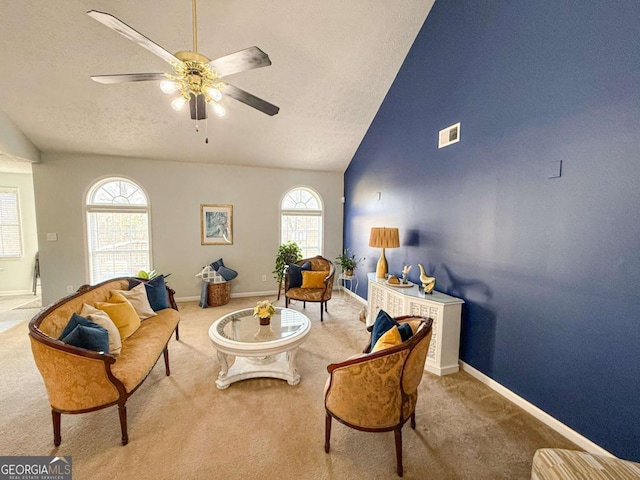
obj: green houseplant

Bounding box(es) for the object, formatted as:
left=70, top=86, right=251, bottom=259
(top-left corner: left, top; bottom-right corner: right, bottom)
left=136, top=269, right=171, bottom=281
left=273, top=241, right=302, bottom=299
left=335, top=248, right=364, bottom=276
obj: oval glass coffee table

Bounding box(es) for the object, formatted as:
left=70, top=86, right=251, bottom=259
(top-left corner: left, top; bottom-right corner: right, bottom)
left=208, top=307, right=311, bottom=389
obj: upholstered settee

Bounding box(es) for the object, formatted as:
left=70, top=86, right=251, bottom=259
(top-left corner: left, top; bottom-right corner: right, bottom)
left=28, top=277, right=180, bottom=446
left=284, top=255, right=335, bottom=321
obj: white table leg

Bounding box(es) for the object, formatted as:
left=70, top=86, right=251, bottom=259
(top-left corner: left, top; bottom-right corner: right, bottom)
left=286, top=348, right=301, bottom=385
left=216, top=351, right=231, bottom=389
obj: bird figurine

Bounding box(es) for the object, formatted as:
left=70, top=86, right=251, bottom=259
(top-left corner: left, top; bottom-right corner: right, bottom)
left=418, top=263, right=436, bottom=294
left=401, top=264, right=412, bottom=284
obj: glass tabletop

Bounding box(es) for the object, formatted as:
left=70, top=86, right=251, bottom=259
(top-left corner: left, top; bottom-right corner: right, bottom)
left=216, top=307, right=308, bottom=344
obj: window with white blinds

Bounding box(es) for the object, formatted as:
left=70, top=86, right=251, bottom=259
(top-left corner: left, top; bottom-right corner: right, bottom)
left=280, top=187, right=323, bottom=257
left=86, top=178, right=151, bottom=284
left=0, top=188, right=23, bottom=258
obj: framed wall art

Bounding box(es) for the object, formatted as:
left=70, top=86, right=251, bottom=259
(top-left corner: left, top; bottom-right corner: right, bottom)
left=200, top=204, right=233, bottom=245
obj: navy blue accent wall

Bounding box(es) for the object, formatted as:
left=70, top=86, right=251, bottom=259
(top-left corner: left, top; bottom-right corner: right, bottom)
left=344, top=0, right=640, bottom=460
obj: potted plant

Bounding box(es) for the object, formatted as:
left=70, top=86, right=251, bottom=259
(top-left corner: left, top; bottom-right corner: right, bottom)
left=254, top=300, right=276, bottom=326
left=335, top=248, right=364, bottom=276
left=273, top=241, right=302, bottom=299
left=136, top=269, right=171, bottom=281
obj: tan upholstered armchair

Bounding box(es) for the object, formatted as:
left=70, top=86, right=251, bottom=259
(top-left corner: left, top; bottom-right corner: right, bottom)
left=284, top=255, right=335, bottom=322
left=324, top=316, right=434, bottom=477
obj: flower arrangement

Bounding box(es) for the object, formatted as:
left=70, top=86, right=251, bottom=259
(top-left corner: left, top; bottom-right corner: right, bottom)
left=254, top=300, right=276, bottom=325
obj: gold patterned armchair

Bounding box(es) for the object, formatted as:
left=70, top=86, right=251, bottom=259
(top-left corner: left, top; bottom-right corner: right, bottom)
left=284, top=255, right=335, bottom=322
left=324, top=316, right=433, bottom=477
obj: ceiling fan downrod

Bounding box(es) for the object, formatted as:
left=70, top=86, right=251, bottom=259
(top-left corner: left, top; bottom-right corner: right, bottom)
left=192, top=0, right=198, bottom=53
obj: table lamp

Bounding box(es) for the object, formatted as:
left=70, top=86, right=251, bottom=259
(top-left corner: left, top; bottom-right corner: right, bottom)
left=368, top=227, right=400, bottom=278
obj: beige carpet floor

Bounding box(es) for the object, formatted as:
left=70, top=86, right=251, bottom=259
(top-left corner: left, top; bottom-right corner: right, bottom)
left=0, top=294, right=576, bottom=479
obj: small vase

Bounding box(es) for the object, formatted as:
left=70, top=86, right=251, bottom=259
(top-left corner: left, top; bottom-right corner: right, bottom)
left=259, top=317, right=271, bottom=326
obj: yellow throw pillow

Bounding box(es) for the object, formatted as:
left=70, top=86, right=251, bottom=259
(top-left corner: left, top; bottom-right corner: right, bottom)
left=94, top=293, right=141, bottom=341
left=301, top=270, right=328, bottom=289
left=372, top=325, right=403, bottom=352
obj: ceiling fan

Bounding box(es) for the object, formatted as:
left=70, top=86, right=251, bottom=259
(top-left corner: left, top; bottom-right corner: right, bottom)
left=87, top=0, right=279, bottom=130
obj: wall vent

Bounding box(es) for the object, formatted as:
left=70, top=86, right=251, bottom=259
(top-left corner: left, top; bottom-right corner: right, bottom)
left=438, top=122, right=460, bottom=149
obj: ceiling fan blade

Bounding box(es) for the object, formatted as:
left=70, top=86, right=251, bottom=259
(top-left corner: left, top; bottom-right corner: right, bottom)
left=91, top=73, right=167, bottom=84
left=87, top=10, right=180, bottom=65
left=209, top=46, right=272, bottom=78
left=220, top=84, right=279, bottom=116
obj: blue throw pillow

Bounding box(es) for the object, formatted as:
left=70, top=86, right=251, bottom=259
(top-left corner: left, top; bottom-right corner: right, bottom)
left=129, top=276, right=169, bottom=311
left=210, top=258, right=224, bottom=271
left=62, top=325, right=110, bottom=353
left=288, top=261, right=311, bottom=288
left=370, top=310, right=398, bottom=351
left=60, top=313, right=99, bottom=339
left=59, top=314, right=109, bottom=353
left=397, top=323, right=413, bottom=342
left=144, top=275, right=169, bottom=311
left=217, top=265, right=238, bottom=281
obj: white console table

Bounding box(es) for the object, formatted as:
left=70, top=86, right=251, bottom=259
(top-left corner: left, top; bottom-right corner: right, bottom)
left=366, top=273, right=464, bottom=376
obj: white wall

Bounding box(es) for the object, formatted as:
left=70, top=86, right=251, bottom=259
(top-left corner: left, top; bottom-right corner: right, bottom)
left=0, top=172, right=38, bottom=294
left=33, top=153, right=344, bottom=305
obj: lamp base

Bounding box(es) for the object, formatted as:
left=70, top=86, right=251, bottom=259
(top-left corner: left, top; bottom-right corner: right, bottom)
left=376, top=249, right=388, bottom=278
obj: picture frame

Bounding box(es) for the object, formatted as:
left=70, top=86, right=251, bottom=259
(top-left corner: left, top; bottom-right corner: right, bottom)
left=200, top=204, right=233, bottom=245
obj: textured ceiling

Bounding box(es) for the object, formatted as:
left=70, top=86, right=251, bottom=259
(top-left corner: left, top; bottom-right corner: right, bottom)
left=0, top=1, right=433, bottom=172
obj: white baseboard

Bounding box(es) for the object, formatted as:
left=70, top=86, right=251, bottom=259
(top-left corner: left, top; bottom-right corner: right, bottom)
left=339, top=287, right=367, bottom=304
left=0, top=289, right=33, bottom=296
left=459, top=361, right=614, bottom=458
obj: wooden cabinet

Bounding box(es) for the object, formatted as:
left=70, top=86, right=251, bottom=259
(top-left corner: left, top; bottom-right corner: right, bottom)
left=366, top=273, right=464, bottom=376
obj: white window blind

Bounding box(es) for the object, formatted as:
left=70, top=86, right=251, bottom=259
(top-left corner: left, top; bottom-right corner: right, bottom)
left=86, top=179, right=150, bottom=283
left=280, top=187, right=323, bottom=257
left=0, top=188, right=22, bottom=258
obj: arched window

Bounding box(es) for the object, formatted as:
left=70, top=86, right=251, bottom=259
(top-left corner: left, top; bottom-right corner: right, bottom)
left=280, top=187, right=323, bottom=257
left=86, top=177, right=151, bottom=283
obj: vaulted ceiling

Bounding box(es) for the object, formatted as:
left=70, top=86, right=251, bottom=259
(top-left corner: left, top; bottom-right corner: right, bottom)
left=0, top=1, right=433, bottom=172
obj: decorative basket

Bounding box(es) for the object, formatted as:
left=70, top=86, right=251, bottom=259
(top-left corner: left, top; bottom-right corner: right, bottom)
left=207, top=281, right=231, bottom=307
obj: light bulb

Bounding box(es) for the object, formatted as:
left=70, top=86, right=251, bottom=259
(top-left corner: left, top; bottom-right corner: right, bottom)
left=160, top=80, right=179, bottom=94
left=212, top=103, right=226, bottom=117
left=171, top=96, right=187, bottom=111
left=208, top=87, right=222, bottom=102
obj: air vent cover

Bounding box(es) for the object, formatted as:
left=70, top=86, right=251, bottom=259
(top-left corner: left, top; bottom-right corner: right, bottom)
left=438, top=122, right=460, bottom=149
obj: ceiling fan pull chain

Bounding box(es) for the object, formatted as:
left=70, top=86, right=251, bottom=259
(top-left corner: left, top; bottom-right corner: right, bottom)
left=205, top=113, right=209, bottom=144
left=195, top=94, right=199, bottom=132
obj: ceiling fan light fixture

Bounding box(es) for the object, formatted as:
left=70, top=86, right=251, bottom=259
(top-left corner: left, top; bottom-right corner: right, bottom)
left=212, top=103, right=226, bottom=117
left=208, top=87, right=222, bottom=102
left=171, top=96, right=187, bottom=111
left=160, top=80, right=179, bottom=94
